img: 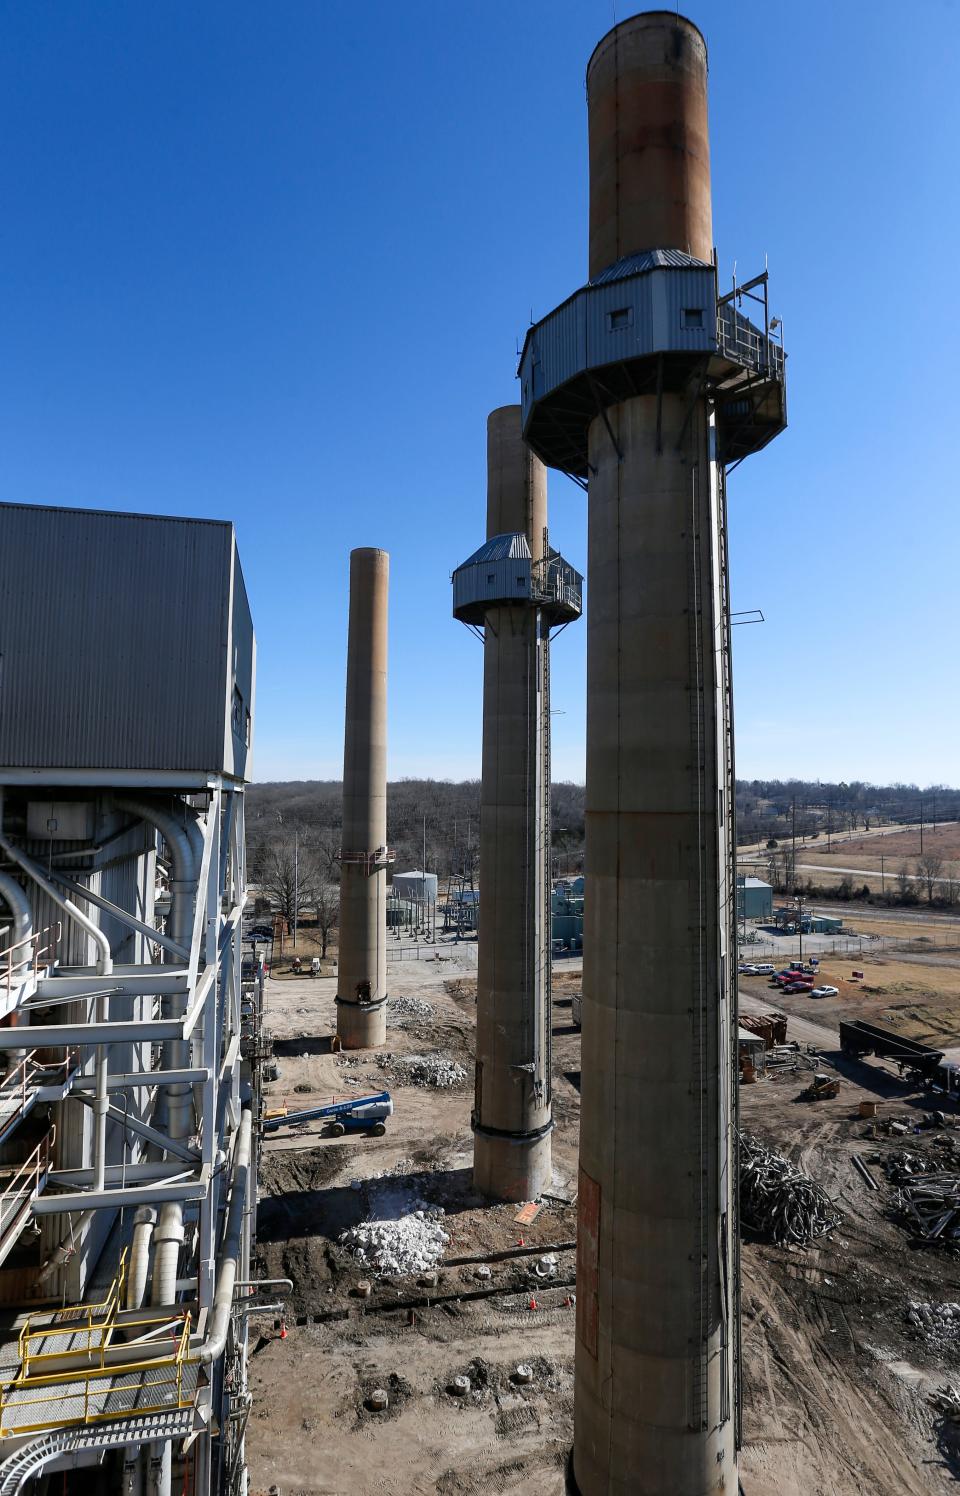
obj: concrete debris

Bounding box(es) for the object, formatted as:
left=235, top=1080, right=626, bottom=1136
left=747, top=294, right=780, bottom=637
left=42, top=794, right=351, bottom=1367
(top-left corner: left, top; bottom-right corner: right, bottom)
left=387, top=996, right=435, bottom=1025
left=376, top=1052, right=467, bottom=1089
left=906, top=1301, right=960, bottom=1341
left=739, top=1132, right=842, bottom=1246
left=340, top=1207, right=449, bottom=1277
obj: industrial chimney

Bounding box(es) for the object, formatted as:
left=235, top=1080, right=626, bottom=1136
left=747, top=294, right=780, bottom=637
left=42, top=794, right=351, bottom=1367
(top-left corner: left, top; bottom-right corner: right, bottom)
left=336, top=547, right=393, bottom=1049
left=453, top=407, right=582, bottom=1200
left=517, top=11, right=787, bottom=1492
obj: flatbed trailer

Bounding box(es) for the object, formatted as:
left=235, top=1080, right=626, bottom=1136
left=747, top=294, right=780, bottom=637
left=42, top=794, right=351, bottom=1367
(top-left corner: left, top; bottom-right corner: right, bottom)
left=839, top=1019, right=943, bottom=1079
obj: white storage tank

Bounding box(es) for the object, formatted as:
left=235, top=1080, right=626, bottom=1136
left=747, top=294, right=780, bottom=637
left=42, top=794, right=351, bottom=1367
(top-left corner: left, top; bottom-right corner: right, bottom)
left=392, top=869, right=438, bottom=904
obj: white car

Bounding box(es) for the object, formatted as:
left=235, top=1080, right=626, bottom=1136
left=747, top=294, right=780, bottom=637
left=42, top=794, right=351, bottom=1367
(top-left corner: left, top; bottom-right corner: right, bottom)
left=738, top=963, right=759, bottom=975
left=753, top=964, right=776, bottom=976
left=809, top=985, right=839, bottom=999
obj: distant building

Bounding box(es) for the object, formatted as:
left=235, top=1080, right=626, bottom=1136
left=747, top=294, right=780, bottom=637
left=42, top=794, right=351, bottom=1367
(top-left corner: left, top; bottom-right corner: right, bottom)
left=552, top=883, right=584, bottom=951
left=737, top=875, right=773, bottom=921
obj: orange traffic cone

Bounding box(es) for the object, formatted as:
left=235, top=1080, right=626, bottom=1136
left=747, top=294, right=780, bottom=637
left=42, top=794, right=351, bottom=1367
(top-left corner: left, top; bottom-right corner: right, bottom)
left=528, top=1296, right=538, bottom=1311
left=279, top=1318, right=288, bottom=1341
left=518, top=1234, right=525, bottom=1247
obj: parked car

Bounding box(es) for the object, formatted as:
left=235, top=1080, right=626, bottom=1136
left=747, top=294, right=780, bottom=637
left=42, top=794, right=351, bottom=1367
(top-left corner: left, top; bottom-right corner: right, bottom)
left=754, top=964, right=775, bottom=975
left=738, top=963, right=759, bottom=975
left=809, top=985, right=839, bottom=999
left=784, top=981, right=815, bottom=993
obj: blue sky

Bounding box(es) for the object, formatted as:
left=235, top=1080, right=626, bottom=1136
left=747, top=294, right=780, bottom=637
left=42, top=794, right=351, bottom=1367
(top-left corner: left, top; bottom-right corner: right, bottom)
left=1, top=1, right=956, bottom=786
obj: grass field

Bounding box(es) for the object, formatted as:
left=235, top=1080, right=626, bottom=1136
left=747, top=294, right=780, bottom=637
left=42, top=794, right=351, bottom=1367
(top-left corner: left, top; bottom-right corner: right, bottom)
left=795, top=822, right=960, bottom=876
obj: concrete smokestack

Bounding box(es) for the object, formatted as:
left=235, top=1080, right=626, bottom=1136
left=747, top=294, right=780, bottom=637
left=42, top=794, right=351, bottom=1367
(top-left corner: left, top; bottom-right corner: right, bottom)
left=476, top=407, right=549, bottom=1200
left=336, top=547, right=391, bottom=1050
left=577, top=15, right=731, bottom=1492
left=587, top=13, right=712, bottom=278
left=517, top=9, right=786, bottom=1493
left=453, top=408, right=582, bottom=1201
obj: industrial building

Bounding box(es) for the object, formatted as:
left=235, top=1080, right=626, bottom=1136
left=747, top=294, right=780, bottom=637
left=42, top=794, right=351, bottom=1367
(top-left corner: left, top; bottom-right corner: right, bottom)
left=0, top=503, right=262, bottom=1494
left=551, top=886, right=584, bottom=954
left=737, top=875, right=774, bottom=922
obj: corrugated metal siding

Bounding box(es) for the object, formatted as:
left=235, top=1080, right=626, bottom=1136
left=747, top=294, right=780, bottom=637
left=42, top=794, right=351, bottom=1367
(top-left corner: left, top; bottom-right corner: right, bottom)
left=453, top=557, right=533, bottom=615
left=589, top=247, right=711, bottom=284
left=523, top=268, right=717, bottom=404
left=534, top=297, right=585, bottom=397
left=0, top=504, right=253, bottom=776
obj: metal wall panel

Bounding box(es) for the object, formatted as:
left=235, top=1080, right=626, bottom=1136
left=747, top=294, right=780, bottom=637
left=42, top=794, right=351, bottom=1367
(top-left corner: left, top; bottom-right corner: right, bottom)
left=0, top=504, right=255, bottom=779
left=454, top=557, right=533, bottom=615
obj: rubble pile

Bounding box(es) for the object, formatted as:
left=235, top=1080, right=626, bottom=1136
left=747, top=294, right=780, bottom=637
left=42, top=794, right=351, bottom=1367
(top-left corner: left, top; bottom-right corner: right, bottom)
left=377, top=1052, right=467, bottom=1088
left=739, top=1132, right=842, bottom=1246
left=907, top=1301, right=960, bottom=1341
left=388, top=996, right=435, bottom=1026
left=340, top=1207, right=449, bottom=1277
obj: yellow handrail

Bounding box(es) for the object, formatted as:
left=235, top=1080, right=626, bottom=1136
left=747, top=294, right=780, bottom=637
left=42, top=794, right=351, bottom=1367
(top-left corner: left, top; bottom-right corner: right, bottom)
left=0, top=1313, right=193, bottom=1437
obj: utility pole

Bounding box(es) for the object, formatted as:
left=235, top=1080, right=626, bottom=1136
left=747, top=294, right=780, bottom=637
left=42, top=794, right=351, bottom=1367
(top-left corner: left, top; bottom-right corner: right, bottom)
left=293, top=825, right=299, bottom=948
left=881, top=854, right=886, bottom=895
left=792, top=797, right=797, bottom=892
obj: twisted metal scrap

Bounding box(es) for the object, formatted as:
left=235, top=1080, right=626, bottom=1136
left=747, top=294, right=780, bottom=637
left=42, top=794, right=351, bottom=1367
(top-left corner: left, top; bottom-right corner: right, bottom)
left=738, top=1132, right=843, bottom=1246
left=892, top=1171, right=960, bottom=1243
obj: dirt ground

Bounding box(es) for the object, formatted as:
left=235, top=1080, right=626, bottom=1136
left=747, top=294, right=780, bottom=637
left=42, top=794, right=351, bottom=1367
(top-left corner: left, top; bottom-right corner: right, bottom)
left=247, top=938, right=960, bottom=1495
left=740, top=943, right=960, bottom=1050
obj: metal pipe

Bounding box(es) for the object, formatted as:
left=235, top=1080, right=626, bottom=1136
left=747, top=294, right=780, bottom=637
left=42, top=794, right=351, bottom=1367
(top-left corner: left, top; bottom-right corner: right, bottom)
left=0, top=834, right=112, bottom=1192
left=126, top=1206, right=158, bottom=1311
left=199, top=1107, right=251, bottom=1364
left=113, top=798, right=201, bottom=1313
left=151, top=1199, right=185, bottom=1307
left=0, top=869, right=32, bottom=974
left=35, top=1208, right=96, bottom=1286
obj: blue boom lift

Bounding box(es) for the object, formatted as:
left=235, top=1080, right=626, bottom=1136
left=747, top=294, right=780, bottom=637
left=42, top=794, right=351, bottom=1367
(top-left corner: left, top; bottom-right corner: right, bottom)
left=262, top=1090, right=393, bottom=1137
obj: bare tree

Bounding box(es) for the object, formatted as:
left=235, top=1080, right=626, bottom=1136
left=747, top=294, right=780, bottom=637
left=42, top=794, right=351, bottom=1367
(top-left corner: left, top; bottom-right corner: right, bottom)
left=313, top=877, right=339, bottom=957
left=916, top=853, right=945, bottom=905
left=896, top=861, right=914, bottom=903
left=259, top=837, right=319, bottom=928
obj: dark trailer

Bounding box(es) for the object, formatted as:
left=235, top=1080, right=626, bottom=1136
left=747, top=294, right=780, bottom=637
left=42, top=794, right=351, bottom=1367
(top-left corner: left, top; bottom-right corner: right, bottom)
left=839, top=1018, right=944, bottom=1081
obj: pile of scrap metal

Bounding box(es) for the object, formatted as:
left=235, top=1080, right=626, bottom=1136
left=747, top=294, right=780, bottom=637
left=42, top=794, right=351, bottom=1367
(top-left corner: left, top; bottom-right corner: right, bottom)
left=798, top=1073, right=840, bottom=1102
left=739, top=1011, right=788, bottom=1049
left=739, top=1132, right=843, bottom=1246
left=890, top=1170, right=960, bottom=1245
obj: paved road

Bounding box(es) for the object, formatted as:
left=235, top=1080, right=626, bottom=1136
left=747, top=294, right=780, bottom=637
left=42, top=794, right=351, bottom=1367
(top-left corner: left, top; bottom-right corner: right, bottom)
left=740, top=853, right=951, bottom=887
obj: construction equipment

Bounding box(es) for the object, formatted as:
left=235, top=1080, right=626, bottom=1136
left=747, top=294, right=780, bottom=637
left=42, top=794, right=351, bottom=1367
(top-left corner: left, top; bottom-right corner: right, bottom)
left=798, top=1073, right=840, bottom=1101
left=262, top=1090, right=393, bottom=1137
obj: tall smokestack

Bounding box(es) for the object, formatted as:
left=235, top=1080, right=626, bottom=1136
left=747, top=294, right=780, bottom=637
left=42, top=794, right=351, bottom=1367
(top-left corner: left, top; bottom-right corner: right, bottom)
left=336, top=547, right=392, bottom=1049
left=453, top=407, right=582, bottom=1201
left=517, top=10, right=787, bottom=1492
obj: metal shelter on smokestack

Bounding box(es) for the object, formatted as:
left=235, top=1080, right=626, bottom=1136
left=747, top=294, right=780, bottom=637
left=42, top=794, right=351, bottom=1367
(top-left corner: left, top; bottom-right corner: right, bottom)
left=517, top=12, right=787, bottom=1493
left=453, top=407, right=582, bottom=1203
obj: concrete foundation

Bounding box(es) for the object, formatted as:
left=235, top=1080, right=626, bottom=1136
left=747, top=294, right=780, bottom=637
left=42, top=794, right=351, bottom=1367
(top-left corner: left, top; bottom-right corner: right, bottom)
left=473, top=407, right=552, bottom=1202
left=572, top=14, right=737, bottom=1494
left=336, top=547, right=390, bottom=1050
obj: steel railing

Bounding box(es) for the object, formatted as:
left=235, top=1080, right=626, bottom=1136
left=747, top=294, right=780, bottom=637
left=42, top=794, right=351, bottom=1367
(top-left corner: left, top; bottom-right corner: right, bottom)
left=1, top=1318, right=193, bottom=1436
left=0, top=1128, right=56, bottom=1246
left=0, top=922, right=62, bottom=999
left=1, top=1246, right=195, bottom=1436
